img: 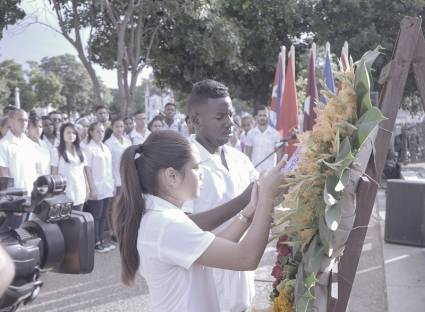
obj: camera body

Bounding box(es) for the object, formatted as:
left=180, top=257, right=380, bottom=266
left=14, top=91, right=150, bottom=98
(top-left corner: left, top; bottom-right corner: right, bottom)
left=0, top=175, right=95, bottom=312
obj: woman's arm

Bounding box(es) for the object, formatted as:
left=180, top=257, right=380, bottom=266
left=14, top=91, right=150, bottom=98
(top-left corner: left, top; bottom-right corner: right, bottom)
left=84, top=166, right=96, bottom=200
left=188, top=183, right=252, bottom=231
left=196, top=159, right=286, bottom=271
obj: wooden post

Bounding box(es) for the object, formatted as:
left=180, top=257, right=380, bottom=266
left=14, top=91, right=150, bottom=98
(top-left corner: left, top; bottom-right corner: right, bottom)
left=334, top=17, right=425, bottom=311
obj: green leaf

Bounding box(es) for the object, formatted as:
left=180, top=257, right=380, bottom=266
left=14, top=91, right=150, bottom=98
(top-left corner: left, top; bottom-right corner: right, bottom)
left=356, top=107, right=386, bottom=146
left=355, top=60, right=372, bottom=117
left=325, top=204, right=341, bottom=231
left=318, top=216, right=335, bottom=257
left=335, top=168, right=350, bottom=192
left=296, top=273, right=319, bottom=312
left=324, top=175, right=340, bottom=205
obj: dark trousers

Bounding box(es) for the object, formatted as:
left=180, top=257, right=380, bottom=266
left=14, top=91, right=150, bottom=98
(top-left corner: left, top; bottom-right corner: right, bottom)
left=86, top=198, right=111, bottom=243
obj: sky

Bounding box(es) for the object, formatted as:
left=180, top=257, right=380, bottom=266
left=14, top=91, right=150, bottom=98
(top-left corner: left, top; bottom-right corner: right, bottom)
left=0, top=0, right=150, bottom=89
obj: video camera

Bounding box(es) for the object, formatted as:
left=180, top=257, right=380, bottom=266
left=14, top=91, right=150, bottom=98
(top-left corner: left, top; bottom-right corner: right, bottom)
left=0, top=175, right=95, bottom=312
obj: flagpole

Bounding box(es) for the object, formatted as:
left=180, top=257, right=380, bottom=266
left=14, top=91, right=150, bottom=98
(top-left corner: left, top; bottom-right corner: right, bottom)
left=280, top=45, right=286, bottom=88
left=290, top=45, right=295, bottom=80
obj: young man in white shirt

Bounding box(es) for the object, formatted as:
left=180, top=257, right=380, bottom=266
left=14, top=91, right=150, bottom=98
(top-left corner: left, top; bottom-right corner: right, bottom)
left=128, top=111, right=151, bottom=145
left=0, top=109, right=38, bottom=227
left=245, top=105, right=282, bottom=173
left=162, top=102, right=182, bottom=132
left=183, top=79, right=258, bottom=312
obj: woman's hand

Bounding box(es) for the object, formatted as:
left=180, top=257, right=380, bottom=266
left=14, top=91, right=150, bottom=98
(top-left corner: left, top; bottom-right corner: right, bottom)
left=257, top=156, right=287, bottom=200
left=241, top=181, right=259, bottom=219
left=89, top=189, right=97, bottom=200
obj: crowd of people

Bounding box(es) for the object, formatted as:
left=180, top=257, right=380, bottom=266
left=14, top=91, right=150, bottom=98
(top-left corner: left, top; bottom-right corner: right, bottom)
left=0, top=79, right=288, bottom=311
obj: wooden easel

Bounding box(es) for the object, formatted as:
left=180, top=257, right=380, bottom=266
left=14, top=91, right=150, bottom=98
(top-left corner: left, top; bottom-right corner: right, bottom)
left=330, top=17, right=425, bottom=311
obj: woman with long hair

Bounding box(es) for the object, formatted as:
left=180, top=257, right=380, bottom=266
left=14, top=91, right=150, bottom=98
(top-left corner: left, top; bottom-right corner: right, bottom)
left=84, top=121, right=115, bottom=253
left=51, top=123, right=87, bottom=211
left=113, top=130, right=285, bottom=312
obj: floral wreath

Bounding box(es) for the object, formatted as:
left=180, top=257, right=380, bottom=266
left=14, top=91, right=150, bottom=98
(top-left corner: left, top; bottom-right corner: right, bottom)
left=269, top=49, right=385, bottom=312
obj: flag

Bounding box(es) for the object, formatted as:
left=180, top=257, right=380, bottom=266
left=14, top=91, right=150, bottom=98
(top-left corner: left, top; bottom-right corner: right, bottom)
left=271, top=47, right=285, bottom=128
left=323, top=42, right=335, bottom=101
left=278, top=45, right=298, bottom=157
left=303, top=44, right=318, bottom=131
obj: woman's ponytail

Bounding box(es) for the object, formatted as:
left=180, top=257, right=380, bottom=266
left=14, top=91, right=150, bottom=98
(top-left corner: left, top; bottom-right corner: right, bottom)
left=112, top=145, right=145, bottom=286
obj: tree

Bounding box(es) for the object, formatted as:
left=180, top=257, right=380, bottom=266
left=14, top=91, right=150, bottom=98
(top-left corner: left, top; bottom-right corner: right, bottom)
left=0, top=60, right=35, bottom=111
left=90, top=0, right=172, bottom=115
left=149, top=0, right=310, bottom=108
left=39, top=55, right=97, bottom=114
left=0, top=0, right=25, bottom=39
left=27, top=62, right=65, bottom=109
left=45, top=0, right=104, bottom=108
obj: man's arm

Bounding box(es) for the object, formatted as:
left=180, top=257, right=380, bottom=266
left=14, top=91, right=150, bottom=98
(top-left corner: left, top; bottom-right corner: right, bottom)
left=188, top=183, right=253, bottom=231
left=245, top=145, right=253, bottom=160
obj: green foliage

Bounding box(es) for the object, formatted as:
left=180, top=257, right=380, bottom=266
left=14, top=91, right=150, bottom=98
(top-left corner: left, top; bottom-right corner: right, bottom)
left=151, top=0, right=309, bottom=110
left=0, top=60, right=34, bottom=110
left=0, top=0, right=25, bottom=39
left=39, top=54, right=110, bottom=113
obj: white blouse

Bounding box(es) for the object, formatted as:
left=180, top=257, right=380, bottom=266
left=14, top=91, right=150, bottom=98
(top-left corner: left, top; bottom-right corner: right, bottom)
left=83, top=140, right=114, bottom=200
left=138, top=195, right=218, bottom=312
left=104, top=134, right=131, bottom=187
left=51, top=148, right=87, bottom=205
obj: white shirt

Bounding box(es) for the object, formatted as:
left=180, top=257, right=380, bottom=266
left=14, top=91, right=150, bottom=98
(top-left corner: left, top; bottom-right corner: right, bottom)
left=29, top=138, right=51, bottom=176
left=245, top=126, right=281, bottom=173
left=104, top=134, right=131, bottom=187
left=42, top=136, right=59, bottom=151
left=162, top=119, right=181, bottom=132
left=51, top=148, right=87, bottom=205
left=139, top=195, right=218, bottom=312
left=129, top=128, right=151, bottom=145
left=182, top=136, right=258, bottom=312
left=0, top=130, right=38, bottom=194
left=83, top=140, right=114, bottom=200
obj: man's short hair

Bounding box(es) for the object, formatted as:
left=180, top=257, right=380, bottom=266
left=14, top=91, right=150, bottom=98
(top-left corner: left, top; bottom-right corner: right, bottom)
left=3, top=105, right=17, bottom=116
left=123, top=115, right=133, bottom=122
left=133, top=110, right=145, bottom=116
left=164, top=102, right=176, bottom=108
left=95, top=105, right=108, bottom=113
left=254, top=105, right=268, bottom=116
left=8, top=108, right=27, bottom=119
left=48, top=110, right=62, bottom=117
left=187, top=79, right=230, bottom=113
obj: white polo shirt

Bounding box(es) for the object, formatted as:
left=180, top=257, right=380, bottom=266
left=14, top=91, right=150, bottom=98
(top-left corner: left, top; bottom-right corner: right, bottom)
left=30, top=138, right=51, bottom=176
left=83, top=140, right=114, bottom=200
left=51, top=148, right=87, bottom=206
left=138, top=194, right=218, bottom=312
left=104, top=134, right=131, bottom=187
left=162, top=119, right=181, bottom=132
left=129, top=128, right=151, bottom=145
left=245, top=126, right=281, bottom=173
left=0, top=130, right=38, bottom=194
left=182, top=136, right=258, bottom=312
left=42, top=136, right=59, bottom=151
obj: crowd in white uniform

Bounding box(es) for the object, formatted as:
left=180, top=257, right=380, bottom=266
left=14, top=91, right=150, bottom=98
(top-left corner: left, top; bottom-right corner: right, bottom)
left=0, top=92, right=284, bottom=311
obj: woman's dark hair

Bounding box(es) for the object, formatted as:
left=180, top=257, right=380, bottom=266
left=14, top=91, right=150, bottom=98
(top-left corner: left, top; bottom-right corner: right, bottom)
left=147, top=115, right=163, bottom=131
left=87, top=121, right=103, bottom=143
left=58, top=122, right=84, bottom=163
left=113, top=130, right=193, bottom=286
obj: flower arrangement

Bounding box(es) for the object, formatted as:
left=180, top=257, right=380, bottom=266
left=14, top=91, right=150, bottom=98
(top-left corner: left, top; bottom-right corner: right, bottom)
left=269, top=49, right=385, bottom=312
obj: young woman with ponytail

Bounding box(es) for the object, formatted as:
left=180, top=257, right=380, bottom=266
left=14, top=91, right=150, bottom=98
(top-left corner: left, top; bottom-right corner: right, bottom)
left=113, top=130, right=286, bottom=312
